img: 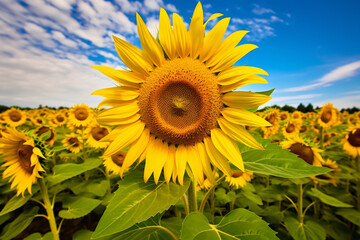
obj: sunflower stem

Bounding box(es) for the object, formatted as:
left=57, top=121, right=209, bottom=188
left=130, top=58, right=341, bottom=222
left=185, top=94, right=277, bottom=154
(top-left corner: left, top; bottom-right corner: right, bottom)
left=297, top=183, right=304, bottom=225
left=38, top=178, right=59, bottom=240
left=319, top=126, right=324, bottom=149
left=187, top=179, right=198, bottom=213
left=313, top=182, right=320, bottom=219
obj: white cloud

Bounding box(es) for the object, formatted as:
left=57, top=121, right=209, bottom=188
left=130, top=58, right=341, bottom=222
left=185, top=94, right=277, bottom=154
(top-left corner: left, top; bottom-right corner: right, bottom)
left=146, top=16, right=160, bottom=37
left=313, top=94, right=360, bottom=109
left=252, top=4, right=275, bottom=15
left=143, top=0, right=178, bottom=13
left=267, top=94, right=322, bottom=104
left=281, top=61, right=360, bottom=92
left=115, top=0, right=142, bottom=13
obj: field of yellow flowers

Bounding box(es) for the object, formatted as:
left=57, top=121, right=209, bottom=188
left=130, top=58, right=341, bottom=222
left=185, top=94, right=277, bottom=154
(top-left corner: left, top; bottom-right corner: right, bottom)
left=0, top=104, right=359, bottom=240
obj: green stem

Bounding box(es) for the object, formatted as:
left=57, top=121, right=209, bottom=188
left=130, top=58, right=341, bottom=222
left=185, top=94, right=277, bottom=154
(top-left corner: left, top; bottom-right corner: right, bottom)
left=313, top=182, right=319, bottom=219
left=298, top=183, right=303, bottom=225
left=319, top=127, right=324, bottom=149
left=199, top=185, right=216, bottom=213
left=187, top=179, right=198, bottom=213
left=38, top=178, right=59, bottom=240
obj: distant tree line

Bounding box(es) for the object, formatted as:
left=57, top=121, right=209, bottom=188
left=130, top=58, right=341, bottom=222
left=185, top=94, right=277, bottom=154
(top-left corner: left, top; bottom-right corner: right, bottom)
left=0, top=105, right=69, bottom=113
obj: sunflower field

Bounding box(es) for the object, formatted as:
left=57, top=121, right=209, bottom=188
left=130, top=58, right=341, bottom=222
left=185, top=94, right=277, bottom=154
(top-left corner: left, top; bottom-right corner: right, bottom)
left=1, top=2, right=360, bottom=240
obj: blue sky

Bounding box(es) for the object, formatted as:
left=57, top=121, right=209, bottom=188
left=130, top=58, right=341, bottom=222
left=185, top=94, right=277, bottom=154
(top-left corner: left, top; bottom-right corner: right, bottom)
left=0, top=0, right=359, bottom=109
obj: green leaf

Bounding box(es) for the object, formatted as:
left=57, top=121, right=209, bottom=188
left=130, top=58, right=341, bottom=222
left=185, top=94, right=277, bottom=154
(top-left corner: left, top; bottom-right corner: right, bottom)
left=59, top=196, right=102, bottom=219
left=308, top=188, right=353, bottom=208
left=336, top=208, right=360, bottom=226
left=181, top=208, right=278, bottom=240
left=214, top=188, right=236, bottom=205
left=52, top=145, right=71, bottom=152
left=240, top=136, right=331, bottom=178
left=0, top=194, right=31, bottom=216
left=241, top=190, right=263, bottom=205
left=0, top=207, right=39, bottom=240
left=283, top=217, right=325, bottom=240
left=47, top=158, right=102, bottom=185
left=92, top=170, right=190, bottom=239
left=24, top=232, right=53, bottom=240
left=71, top=180, right=110, bottom=197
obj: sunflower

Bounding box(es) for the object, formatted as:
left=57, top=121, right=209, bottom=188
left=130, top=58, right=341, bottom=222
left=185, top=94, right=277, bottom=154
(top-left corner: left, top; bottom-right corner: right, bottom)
left=261, top=109, right=280, bottom=138
left=51, top=112, right=68, bottom=127
left=86, top=125, right=111, bottom=149
left=30, top=116, right=45, bottom=126
left=225, top=170, right=253, bottom=188
left=3, top=108, right=27, bottom=127
left=34, top=126, right=56, bottom=146
left=62, top=133, right=83, bottom=153
left=313, top=133, right=331, bottom=147
left=281, top=136, right=324, bottom=166
left=279, top=111, right=289, bottom=121
left=92, top=2, right=271, bottom=185
left=300, top=125, right=308, bottom=133
left=103, top=150, right=129, bottom=176
left=343, top=124, right=360, bottom=158
left=282, top=120, right=300, bottom=139
left=68, top=103, right=94, bottom=128
left=0, top=113, right=6, bottom=124
left=306, top=112, right=315, bottom=119
left=292, top=111, right=303, bottom=122
left=347, top=114, right=357, bottom=125
left=311, top=118, right=321, bottom=133
left=0, top=128, right=45, bottom=196
left=312, top=159, right=340, bottom=186
left=317, top=103, right=338, bottom=129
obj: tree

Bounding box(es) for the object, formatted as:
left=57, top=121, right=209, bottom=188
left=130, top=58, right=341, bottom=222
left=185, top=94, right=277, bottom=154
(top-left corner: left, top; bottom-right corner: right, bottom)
left=297, top=103, right=306, bottom=112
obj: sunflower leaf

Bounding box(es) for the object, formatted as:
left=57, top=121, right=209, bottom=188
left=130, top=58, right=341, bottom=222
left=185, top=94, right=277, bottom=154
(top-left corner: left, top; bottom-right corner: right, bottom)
left=240, top=136, right=331, bottom=178
left=46, top=158, right=102, bottom=186
left=92, top=169, right=190, bottom=239
left=283, top=217, right=326, bottom=240
left=180, top=208, right=279, bottom=240
left=308, top=188, right=353, bottom=208
left=59, top=196, right=102, bottom=219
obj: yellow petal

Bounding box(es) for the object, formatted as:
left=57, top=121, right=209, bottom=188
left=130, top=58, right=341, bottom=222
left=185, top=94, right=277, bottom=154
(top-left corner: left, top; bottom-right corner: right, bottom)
left=104, top=121, right=145, bottom=157
left=220, top=75, right=268, bottom=93
left=188, top=2, right=204, bottom=59
left=204, top=13, right=223, bottom=27
left=200, top=18, right=230, bottom=63
left=217, top=66, right=268, bottom=85
left=92, top=86, right=139, bottom=101
left=187, top=145, right=204, bottom=184
left=211, top=128, right=244, bottom=172
left=206, top=31, right=249, bottom=68
left=175, top=145, right=188, bottom=185
left=97, top=113, right=141, bottom=126
left=163, top=144, right=176, bottom=183
left=221, top=108, right=271, bottom=127
left=136, top=13, right=165, bottom=67
left=159, top=8, right=176, bottom=59
left=97, top=101, right=139, bottom=118
left=122, top=128, right=150, bottom=172
left=218, top=117, right=264, bottom=150
left=91, top=66, right=142, bottom=87
left=203, top=137, right=232, bottom=176
left=173, top=13, right=190, bottom=58
left=97, top=98, right=130, bottom=108
left=222, top=91, right=272, bottom=109
left=112, top=35, right=153, bottom=76
left=32, top=147, right=45, bottom=159
left=196, top=142, right=216, bottom=185
left=211, top=44, right=258, bottom=73
left=144, top=138, right=168, bottom=183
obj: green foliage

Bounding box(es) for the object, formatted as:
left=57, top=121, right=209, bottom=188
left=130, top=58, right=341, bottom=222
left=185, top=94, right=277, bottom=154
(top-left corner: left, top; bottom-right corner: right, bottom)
left=181, top=208, right=279, bottom=240
left=0, top=194, right=32, bottom=216
left=23, top=232, right=53, bottom=240
left=284, top=217, right=326, bottom=240
left=240, top=136, right=331, bottom=178
left=336, top=209, right=360, bottom=226
left=59, top=196, right=102, bottom=219
left=308, top=188, right=353, bottom=208
left=92, top=170, right=190, bottom=239
left=0, top=207, right=39, bottom=240
left=46, top=158, right=102, bottom=185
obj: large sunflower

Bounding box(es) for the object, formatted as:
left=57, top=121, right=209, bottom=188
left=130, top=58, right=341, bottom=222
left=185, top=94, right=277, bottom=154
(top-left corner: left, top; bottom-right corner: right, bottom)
left=0, top=128, right=45, bottom=196
left=93, top=3, right=271, bottom=185
left=343, top=124, right=360, bottom=157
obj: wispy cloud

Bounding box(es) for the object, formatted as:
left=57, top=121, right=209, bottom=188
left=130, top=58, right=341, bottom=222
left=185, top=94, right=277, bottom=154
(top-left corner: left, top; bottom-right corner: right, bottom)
left=252, top=4, right=275, bottom=15
left=280, top=61, right=360, bottom=92
left=268, top=94, right=322, bottom=104
left=313, top=94, right=360, bottom=109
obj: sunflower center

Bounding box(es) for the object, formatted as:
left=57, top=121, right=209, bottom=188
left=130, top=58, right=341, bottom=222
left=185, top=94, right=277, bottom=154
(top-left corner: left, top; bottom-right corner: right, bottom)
left=266, top=114, right=276, bottom=125
left=68, top=137, right=80, bottom=147
left=289, top=143, right=314, bottom=165
left=56, top=115, right=65, bottom=122
left=91, top=127, right=109, bottom=141
left=111, top=151, right=126, bottom=167
left=300, top=126, right=307, bottom=133
left=280, top=113, right=288, bottom=120
left=139, top=58, right=222, bottom=145
left=17, top=142, right=34, bottom=174
left=348, top=129, right=360, bottom=147
left=231, top=171, right=244, bottom=178
left=286, top=124, right=295, bottom=133
left=74, top=108, right=89, bottom=120
left=321, top=110, right=332, bottom=123
left=36, top=119, right=43, bottom=124
left=10, top=111, right=21, bottom=122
